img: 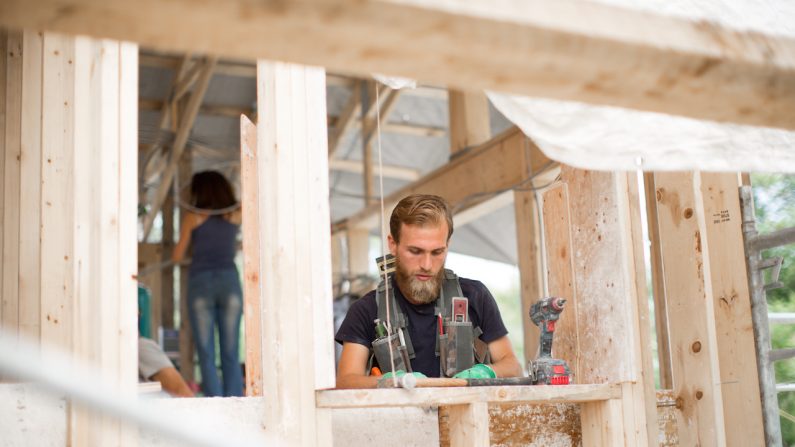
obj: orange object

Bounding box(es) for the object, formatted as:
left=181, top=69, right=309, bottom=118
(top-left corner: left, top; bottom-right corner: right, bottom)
left=370, top=367, right=383, bottom=376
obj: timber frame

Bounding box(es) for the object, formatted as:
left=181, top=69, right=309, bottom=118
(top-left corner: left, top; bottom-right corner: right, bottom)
left=0, top=0, right=784, bottom=445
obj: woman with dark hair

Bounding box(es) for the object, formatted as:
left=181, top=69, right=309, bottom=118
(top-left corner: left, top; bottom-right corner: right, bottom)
left=173, top=170, right=243, bottom=397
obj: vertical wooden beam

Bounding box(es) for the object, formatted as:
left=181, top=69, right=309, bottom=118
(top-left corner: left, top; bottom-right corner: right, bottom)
left=240, top=114, right=263, bottom=396
left=654, top=171, right=764, bottom=445
left=447, top=402, right=490, bottom=447
left=562, top=167, right=656, bottom=446
left=2, top=30, right=22, bottom=339
left=541, top=183, right=579, bottom=376
left=514, top=188, right=543, bottom=366
left=643, top=172, right=672, bottom=389
left=448, top=89, right=490, bottom=157
left=18, top=30, right=42, bottom=344
left=0, top=29, right=7, bottom=330
left=654, top=171, right=726, bottom=446
left=581, top=399, right=626, bottom=446
left=257, top=60, right=334, bottom=445
left=700, top=172, right=764, bottom=446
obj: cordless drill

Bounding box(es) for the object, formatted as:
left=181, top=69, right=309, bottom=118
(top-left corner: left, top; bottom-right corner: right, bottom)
left=528, top=297, right=571, bottom=385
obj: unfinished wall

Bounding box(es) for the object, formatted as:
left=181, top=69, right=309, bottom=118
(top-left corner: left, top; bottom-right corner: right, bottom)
left=0, top=29, right=138, bottom=444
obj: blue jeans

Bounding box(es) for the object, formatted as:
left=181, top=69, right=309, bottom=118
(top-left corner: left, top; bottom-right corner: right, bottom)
left=187, top=268, right=244, bottom=397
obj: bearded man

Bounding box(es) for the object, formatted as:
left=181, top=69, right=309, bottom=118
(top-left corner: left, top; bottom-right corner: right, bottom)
left=335, top=194, right=522, bottom=389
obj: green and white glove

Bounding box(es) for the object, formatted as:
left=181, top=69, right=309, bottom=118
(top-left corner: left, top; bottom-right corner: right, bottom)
left=453, top=364, right=496, bottom=379
left=377, top=370, right=427, bottom=388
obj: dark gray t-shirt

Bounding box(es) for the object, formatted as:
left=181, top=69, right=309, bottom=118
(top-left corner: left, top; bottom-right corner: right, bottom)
left=335, top=276, right=508, bottom=377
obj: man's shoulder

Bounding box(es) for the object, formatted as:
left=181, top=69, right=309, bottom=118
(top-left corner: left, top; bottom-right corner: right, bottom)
left=457, top=276, right=490, bottom=295
left=349, top=289, right=378, bottom=314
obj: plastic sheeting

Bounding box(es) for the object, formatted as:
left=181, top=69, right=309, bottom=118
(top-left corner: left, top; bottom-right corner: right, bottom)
left=488, top=0, right=795, bottom=173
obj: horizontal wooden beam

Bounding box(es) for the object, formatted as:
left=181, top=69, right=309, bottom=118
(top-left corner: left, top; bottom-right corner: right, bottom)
left=316, top=383, right=620, bottom=409
left=139, top=98, right=445, bottom=137
left=333, top=126, right=556, bottom=232
left=329, top=158, right=420, bottom=181
left=3, top=0, right=793, bottom=129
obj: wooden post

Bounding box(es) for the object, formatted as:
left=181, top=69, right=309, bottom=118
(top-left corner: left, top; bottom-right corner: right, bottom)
left=514, top=189, right=543, bottom=366
left=447, top=402, right=490, bottom=447
left=240, top=114, right=263, bottom=396
left=347, top=228, right=371, bottom=278
left=653, top=171, right=764, bottom=445
left=178, top=141, right=195, bottom=383
left=448, top=89, right=490, bottom=157
left=257, top=60, right=334, bottom=445
left=561, top=168, right=657, bottom=446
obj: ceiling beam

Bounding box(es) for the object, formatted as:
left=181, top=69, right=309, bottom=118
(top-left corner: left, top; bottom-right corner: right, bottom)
left=329, top=158, right=420, bottom=181
left=3, top=0, right=793, bottom=129
left=333, top=126, right=558, bottom=233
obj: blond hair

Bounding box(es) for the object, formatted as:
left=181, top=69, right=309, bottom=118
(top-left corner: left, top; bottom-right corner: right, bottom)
left=389, top=194, right=454, bottom=243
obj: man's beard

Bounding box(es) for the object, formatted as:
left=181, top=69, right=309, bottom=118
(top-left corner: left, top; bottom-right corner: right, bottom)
left=394, top=256, right=445, bottom=305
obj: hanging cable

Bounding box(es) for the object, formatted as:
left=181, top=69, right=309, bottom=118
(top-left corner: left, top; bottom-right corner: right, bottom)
left=375, top=84, right=399, bottom=385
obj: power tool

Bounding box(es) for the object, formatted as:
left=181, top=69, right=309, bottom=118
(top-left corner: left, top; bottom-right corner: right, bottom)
left=528, top=297, right=572, bottom=385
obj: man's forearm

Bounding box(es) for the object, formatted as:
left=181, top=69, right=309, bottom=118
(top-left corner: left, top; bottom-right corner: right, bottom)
left=489, top=356, right=523, bottom=378
left=335, top=374, right=380, bottom=389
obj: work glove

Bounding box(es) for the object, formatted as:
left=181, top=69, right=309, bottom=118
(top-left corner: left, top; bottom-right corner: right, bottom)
left=453, top=363, right=496, bottom=379
left=377, top=370, right=427, bottom=388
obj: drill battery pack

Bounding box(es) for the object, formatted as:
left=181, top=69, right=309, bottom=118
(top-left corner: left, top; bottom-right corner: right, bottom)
left=529, top=357, right=572, bottom=385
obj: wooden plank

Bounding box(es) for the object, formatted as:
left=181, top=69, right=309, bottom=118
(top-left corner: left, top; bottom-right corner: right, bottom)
left=2, top=0, right=794, bottom=129
left=240, top=114, right=262, bottom=397
left=117, top=40, right=140, bottom=447
left=514, top=189, right=543, bottom=366
left=447, top=402, right=489, bottom=447
left=257, top=61, right=333, bottom=445
left=39, top=32, right=75, bottom=355
left=643, top=172, right=672, bottom=389
left=562, top=168, right=656, bottom=446
left=335, top=127, right=554, bottom=233
left=141, top=56, right=216, bottom=239
left=328, top=158, right=419, bottom=182
left=581, top=398, right=625, bottom=446
left=698, top=172, right=764, bottom=445
left=177, top=146, right=195, bottom=384
left=0, top=29, right=6, bottom=330
left=541, top=183, right=578, bottom=377
left=317, top=383, right=621, bottom=409
left=18, top=31, right=43, bottom=344
left=448, top=89, right=490, bottom=157
left=2, top=30, right=23, bottom=338
left=654, top=171, right=726, bottom=446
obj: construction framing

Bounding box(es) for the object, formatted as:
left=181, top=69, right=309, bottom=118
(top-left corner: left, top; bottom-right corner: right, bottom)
left=0, top=0, right=784, bottom=444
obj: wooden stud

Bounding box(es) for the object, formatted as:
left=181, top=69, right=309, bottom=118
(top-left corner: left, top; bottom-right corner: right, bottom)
left=257, top=60, right=334, bottom=444
left=240, top=114, right=262, bottom=396
left=447, top=402, right=489, bottom=447
left=178, top=144, right=195, bottom=383
left=581, top=398, right=625, bottom=446
left=448, top=89, right=490, bottom=157
left=654, top=171, right=726, bottom=446
left=2, top=30, right=23, bottom=339
left=4, top=0, right=794, bottom=128
left=541, top=183, right=579, bottom=376
left=514, top=189, right=543, bottom=366
left=0, top=29, right=7, bottom=330
left=643, top=172, right=672, bottom=389
left=561, top=168, right=656, bottom=446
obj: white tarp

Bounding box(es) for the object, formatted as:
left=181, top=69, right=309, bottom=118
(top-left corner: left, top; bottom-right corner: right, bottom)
left=489, top=0, right=795, bottom=173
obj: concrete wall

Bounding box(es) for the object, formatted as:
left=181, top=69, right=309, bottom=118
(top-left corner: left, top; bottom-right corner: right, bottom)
left=0, top=384, right=440, bottom=446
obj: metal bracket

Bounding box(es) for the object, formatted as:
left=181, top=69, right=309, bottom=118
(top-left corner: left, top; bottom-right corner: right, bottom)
left=759, top=256, right=785, bottom=291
